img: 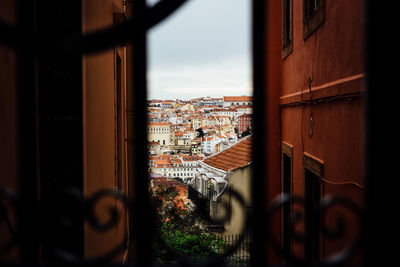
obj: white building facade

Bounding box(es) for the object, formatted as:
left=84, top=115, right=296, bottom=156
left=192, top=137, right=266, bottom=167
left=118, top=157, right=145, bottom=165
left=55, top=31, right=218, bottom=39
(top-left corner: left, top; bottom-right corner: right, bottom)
left=148, top=122, right=171, bottom=146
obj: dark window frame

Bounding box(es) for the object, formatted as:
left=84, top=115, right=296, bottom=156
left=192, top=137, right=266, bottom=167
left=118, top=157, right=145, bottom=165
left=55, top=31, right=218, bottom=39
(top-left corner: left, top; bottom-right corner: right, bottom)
left=303, top=152, right=324, bottom=262
left=282, top=0, right=293, bottom=59
left=115, top=50, right=123, bottom=190
left=281, top=142, right=293, bottom=260
left=303, top=0, right=325, bottom=40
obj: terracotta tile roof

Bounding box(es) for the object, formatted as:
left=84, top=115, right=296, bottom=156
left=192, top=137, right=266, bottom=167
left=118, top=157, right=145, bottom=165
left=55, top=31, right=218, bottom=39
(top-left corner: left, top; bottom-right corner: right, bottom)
left=239, top=114, right=252, bottom=118
left=171, top=158, right=182, bottom=164
left=181, top=155, right=203, bottom=161
left=149, top=142, right=160, bottom=146
left=148, top=122, right=169, bottom=126
left=202, top=136, right=252, bottom=172
left=223, top=96, right=253, bottom=102
left=153, top=160, right=170, bottom=165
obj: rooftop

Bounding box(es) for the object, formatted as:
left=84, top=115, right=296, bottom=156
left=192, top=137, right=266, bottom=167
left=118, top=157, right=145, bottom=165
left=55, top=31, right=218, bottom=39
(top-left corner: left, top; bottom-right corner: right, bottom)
left=223, top=96, right=253, bottom=102
left=148, top=122, right=169, bottom=126
left=202, top=136, right=252, bottom=172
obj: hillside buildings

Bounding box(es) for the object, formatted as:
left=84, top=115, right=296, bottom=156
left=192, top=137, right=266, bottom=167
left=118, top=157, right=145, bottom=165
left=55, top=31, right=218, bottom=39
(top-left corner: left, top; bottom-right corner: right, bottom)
left=147, top=96, right=252, bottom=182
left=223, top=96, right=253, bottom=107
left=238, top=114, right=253, bottom=135
left=148, top=122, right=171, bottom=146
left=188, top=136, right=252, bottom=235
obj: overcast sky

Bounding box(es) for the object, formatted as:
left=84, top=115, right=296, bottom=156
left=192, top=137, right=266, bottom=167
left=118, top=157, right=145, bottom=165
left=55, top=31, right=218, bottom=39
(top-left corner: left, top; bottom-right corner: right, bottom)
left=147, top=0, right=252, bottom=100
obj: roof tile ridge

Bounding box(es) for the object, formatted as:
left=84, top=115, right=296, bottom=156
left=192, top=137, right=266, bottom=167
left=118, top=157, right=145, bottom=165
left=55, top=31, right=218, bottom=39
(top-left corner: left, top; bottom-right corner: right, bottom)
left=203, top=134, right=252, bottom=160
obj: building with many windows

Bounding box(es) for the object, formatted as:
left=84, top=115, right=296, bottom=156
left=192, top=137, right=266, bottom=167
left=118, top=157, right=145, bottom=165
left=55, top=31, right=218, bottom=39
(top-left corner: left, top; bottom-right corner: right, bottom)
left=238, top=114, right=253, bottom=135
left=150, top=155, right=203, bottom=182
left=222, top=96, right=253, bottom=107
left=147, top=122, right=171, bottom=146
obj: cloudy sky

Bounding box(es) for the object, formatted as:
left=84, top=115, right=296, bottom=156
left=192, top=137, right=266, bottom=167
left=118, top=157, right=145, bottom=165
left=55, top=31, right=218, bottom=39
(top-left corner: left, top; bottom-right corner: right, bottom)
left=147, top=0, right=252, bottom=100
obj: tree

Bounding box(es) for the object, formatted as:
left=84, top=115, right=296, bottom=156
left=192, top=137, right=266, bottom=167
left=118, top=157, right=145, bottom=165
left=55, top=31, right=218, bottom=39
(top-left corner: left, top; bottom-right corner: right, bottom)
left=150, top=185, right=226, bottom=263
left=241, top=126, right=251, bottom=138
left=174, top=177, right=184, bottom=183
left=196, top=128, right=205, bottom=138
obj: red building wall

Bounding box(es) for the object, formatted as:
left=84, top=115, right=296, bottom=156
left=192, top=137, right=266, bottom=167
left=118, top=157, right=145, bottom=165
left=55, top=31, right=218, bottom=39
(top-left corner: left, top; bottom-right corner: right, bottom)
left=238, top=114, right=252, bottom=134
left=265, top=0, right=365, bottom=263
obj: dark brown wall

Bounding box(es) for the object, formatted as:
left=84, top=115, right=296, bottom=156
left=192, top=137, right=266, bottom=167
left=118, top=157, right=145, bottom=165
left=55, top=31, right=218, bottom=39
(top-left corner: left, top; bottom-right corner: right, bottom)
left=0, top=0, right=18, bottom=260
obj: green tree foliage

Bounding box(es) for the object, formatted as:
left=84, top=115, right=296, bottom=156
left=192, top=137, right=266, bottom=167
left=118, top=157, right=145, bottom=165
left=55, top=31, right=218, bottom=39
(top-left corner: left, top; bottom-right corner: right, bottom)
left=196, top=128, right=205, bottom=138
left=150, top=185, right=226, bottom=263
left=173, top=177, right=184, bottom=183
left=241, top=127, right=251, bottom=138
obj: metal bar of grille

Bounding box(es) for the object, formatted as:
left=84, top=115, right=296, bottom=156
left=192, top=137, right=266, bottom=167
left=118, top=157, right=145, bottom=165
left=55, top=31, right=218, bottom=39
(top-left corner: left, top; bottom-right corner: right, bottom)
left=251, top=0, right=267, bottom=266
left=0, top=0, right=189, bottom=56
left=364, top=1, right=400, bottom=266
left=17, top=0, right=40, bottom=263
left=131, top=0, right=152, bottom=265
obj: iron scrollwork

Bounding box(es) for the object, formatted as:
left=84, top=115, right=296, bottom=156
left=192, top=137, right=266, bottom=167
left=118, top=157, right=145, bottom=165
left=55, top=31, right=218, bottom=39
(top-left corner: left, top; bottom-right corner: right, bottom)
left=1, top=185, right=252, bottom=265
left=0, top=187, right=18, bottom=259
left=0, top=187, right=135, bottom=264
left=48, top=188, right=135, bottom=264
left=0, top=0, right=189, bottom=55
left=267, top=193, right=363, bottom=266
left=1, top=186, right=364, bottom=266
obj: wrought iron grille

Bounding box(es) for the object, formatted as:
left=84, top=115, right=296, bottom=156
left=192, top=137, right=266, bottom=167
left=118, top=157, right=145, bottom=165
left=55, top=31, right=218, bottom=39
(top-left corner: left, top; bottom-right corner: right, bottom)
left=0, top=0, right=398, bottom=266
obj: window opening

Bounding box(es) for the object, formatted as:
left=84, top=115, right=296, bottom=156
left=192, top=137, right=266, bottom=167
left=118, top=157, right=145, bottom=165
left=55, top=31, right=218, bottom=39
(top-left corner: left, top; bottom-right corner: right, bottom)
left=305, top=0, right=321, bottom=19
left=303, top=153, right=324, bottom=262
left=0, top=0, right=368, bottom=266
left=116, top=53, right=123, bottom=190
left=147, top=0, right=252, bottom=264
left=304, top=168, right=322, bottom=262
left=282, top=0, right=293, bottom=58
left=282, top=142, right=293, bottom=260
left=303, top=0, right=324, bottom=39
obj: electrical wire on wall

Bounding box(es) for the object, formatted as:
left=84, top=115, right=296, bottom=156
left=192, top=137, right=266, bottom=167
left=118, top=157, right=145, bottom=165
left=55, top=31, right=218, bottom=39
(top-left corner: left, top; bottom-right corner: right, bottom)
left=319, top=177, right=364, bottom=190
left=307, top=30, right=318, bottom=136
left=300, top=30, right=364, bottom=190
left=300, top=30, right=318, bottom=156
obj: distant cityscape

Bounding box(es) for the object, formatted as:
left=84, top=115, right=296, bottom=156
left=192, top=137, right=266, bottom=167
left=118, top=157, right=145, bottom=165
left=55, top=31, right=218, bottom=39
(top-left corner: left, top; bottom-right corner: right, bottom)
left=147, top=95, right=253, bottom=183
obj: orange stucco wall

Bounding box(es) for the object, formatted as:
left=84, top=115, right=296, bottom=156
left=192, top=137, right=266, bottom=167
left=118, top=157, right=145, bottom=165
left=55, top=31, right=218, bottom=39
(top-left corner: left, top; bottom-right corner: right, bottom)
left=82, top=0, right=128, bottom=261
